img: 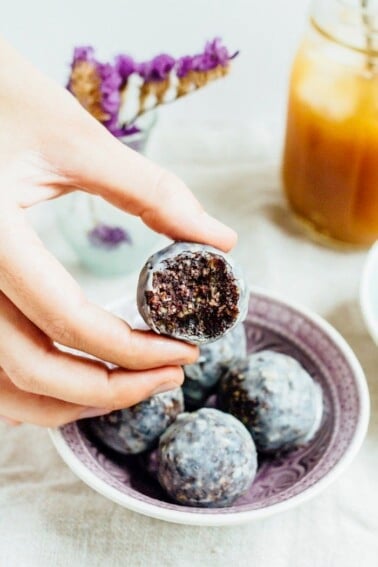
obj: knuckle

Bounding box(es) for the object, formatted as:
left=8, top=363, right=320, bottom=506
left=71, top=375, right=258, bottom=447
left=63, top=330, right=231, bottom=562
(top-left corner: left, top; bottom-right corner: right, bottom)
left=101, top=369, right=137, bottom=412
left=90, top=368, right=118, bottom=412
left=103, top=384, right=120, bottom=412
left=105, top=323, right=131, bottom=358
left=43, top=293, right=88, bottom=348
left=7, top=364, right=39, bottom=394
left=123, top=333, right=141, bottom=368
left=44, top=316, right=80, bottom=347
left=7, top=356, right=49, bottom=395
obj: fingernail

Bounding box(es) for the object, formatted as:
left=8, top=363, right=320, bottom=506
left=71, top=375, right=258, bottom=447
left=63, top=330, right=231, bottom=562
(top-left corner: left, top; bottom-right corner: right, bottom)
left=173, top=352, right=199, bottom=366
left=0, top=416, right=19, bottom=426
left=166, top=343, right=199, bottom=365
left=78, top=408, right=111, bottom=420
left=151, top=381, right=181, bottom=396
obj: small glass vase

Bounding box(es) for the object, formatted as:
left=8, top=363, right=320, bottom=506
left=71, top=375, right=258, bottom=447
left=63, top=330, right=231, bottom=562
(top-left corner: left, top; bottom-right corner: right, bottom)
left=56, top=111, right=160, bottom=277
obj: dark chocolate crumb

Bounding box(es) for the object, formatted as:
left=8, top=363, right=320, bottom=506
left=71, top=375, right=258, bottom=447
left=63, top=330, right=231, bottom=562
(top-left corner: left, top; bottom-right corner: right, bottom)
left=145, top=251, right=239, bottom=341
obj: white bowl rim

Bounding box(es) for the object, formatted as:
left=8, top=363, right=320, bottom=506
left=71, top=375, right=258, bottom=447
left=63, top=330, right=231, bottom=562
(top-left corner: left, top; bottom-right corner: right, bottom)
left=360, top=241, right=378, bottom=345
left=49, top=286, right=370, bottom=526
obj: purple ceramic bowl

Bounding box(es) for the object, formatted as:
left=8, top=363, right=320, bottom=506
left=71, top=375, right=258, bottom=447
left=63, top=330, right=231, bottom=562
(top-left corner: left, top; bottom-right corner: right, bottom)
left=49, top=289, right=369, bottom=526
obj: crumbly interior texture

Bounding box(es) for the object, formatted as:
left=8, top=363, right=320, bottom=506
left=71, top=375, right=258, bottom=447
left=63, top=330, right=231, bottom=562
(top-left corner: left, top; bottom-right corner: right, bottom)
left=145, top=252, right=240, bottom=340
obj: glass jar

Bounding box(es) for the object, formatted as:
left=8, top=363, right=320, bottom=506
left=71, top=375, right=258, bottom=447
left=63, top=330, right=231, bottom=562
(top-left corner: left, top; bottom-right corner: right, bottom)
left=56, top=111, right=162, bottom=276
left=282, top=0, right=378, bottom=247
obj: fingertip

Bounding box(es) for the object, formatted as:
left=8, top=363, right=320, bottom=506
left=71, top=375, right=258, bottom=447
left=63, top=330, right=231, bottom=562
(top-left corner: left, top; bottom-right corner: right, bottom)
left=185, top=343, right=200, bottom=364
left=224, top=228, right=238, bottom=251
left=167, top=339, right=199, bottom=365
left=150, top=368, right=184, bottom=396
left=164, top=365, right=185, bottom=386
left=200, top=212, right=238, bottom=252
left=130, top=330, right=199, bottom=367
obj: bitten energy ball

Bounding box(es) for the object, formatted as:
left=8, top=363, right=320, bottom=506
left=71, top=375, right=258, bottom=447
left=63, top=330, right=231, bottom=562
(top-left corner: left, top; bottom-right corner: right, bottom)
left=218, top=350, right=323, bottom=454
left=183, top=323, right=247, bottom=407
left=88, top=388, right=184, bottom=455
left=137, top=242, right=249, bottom=345
left=157, top=408, right=257, bottom=507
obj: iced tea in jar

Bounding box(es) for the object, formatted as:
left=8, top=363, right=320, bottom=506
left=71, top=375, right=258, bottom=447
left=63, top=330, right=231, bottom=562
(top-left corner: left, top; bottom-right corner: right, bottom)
left=283, top=0, right=378, bottom=246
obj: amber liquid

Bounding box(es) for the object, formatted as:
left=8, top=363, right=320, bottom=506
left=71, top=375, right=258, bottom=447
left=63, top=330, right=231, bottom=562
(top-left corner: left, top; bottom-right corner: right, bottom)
left=283, top=44, right=378, bottom=246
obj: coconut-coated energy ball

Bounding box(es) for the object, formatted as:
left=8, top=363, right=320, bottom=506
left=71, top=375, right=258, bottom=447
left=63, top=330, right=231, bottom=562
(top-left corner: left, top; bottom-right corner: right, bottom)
left=157, top=408, right=257, bottom=507
left=183, top=323, right=247, bottom=407
left=88, top=388, right=184, bottom=455
left=218, top=350, right=323, bottom=454
left=137, top=242, right=249, bottom=345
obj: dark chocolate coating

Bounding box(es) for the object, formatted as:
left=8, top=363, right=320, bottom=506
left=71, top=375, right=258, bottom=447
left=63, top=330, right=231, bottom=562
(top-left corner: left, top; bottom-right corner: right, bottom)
left=137, top=242, right=249, bottom=345
left=183, top=323, right=247, bottom=407
left=157, top=408, right=257, bottom=507
left=88, top=388, right=184, bottom=455
left=218, top=350, right=323, bottom=454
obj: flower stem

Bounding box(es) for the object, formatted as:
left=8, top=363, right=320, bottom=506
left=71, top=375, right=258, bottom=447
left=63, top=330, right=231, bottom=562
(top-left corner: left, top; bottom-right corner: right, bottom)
left=361, top=0, right=374, bottom=72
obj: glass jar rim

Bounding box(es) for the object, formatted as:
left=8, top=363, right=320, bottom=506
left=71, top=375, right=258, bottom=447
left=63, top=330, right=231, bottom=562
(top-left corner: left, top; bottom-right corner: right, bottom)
left=311, top=0, right=378, bottom=56
left=338, top=0, right=376, bottom=11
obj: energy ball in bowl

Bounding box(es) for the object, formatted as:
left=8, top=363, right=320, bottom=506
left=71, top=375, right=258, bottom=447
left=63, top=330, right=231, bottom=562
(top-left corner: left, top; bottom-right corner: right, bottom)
left=218, top=351, right=323, bottom=454
left=139, top=447, right=160, bottom=480
left=183, top=323, right=247, bottom=407
left=157, top=408, right=257, bottom=507
left=88, top=388, right=184, bottom=455
left=137, top=242, right=249, bottom=345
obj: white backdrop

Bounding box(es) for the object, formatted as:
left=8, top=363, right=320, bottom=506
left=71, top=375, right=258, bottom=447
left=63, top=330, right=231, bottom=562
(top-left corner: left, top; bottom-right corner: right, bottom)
left=1, top=0, right=310, bottom=132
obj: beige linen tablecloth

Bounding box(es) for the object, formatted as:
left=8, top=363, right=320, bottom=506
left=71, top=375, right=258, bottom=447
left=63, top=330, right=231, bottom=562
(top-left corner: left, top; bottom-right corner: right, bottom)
left=1, top=125, right=377, bottom=566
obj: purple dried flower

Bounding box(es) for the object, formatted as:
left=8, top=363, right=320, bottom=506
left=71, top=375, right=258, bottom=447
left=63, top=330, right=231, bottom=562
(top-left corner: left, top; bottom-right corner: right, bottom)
left=88, top=224, right=132, bottom=250
left=72, top=45, right=95, bottom=64
left=176, top=56, right=193, bottom=78
left=68, top=46, right=126, bottom=137
left=177, top=38, right=235, bottom=76
left=107, top=125, right=141, bottom=137
left=68, top=38, right=237, bottom=138
left=97, top=62, right=123, bottom=135
left=204, top=37, right=230, bottom=68
left=123, top=124, right=141, bottom=136
left=137, top=54, right=176, bottom=82
left=115, top=54, right=136, bottom=83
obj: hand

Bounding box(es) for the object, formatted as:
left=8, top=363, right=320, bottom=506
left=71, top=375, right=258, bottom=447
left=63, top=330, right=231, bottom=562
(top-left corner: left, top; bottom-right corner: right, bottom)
left=0, top=38, right=236, bottom=427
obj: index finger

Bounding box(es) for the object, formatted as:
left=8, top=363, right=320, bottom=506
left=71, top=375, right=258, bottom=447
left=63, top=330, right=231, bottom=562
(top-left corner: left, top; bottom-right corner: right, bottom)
left=62, top=123, right=237, bottom=252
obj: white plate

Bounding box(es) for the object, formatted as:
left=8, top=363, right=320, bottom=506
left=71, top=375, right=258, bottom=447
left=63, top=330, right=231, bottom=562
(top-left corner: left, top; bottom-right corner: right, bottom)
left=360, top=241, right=378, bottom=344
